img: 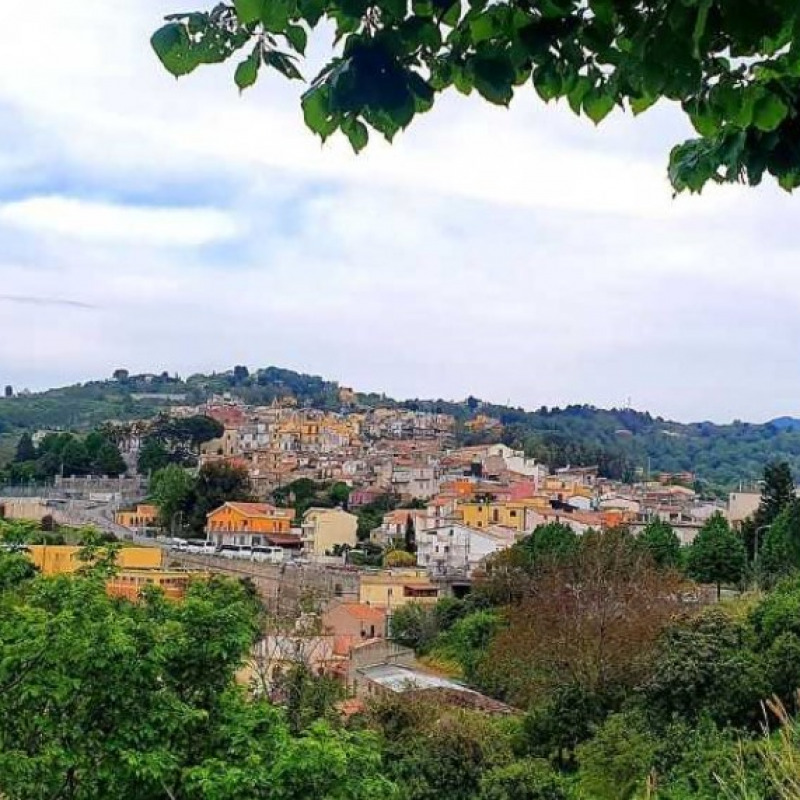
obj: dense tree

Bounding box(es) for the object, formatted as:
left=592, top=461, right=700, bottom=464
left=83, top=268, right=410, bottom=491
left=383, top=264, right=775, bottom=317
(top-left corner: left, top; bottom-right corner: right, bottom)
left=0, top=567, right=393, bottom=800
left=137, top=437, right=172, bottom=475
left=189, top=461, right=253, bottom=532
left=760, top=498, right=800, bottom=582
left=154, top=1, right=800, bottom=192
left=758, top=461, right=796, bottom=527
left=150, top=464, right=197, bottom=530
left=686, top=512, right=746, bottom=598
left=479, top=759, right=567, bottom=800
left=637, top=519, right=682, bottom=569
left=643, top=608, right=768, bottom=728
left=13, top=432, right=36, bottom=463
left=484, top=529, right=686, bottom=707
left=576, top=711, right=656, bottom=800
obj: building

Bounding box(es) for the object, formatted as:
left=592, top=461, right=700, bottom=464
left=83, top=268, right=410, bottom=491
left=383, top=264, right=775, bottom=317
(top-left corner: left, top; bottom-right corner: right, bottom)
left=27, top=544, right=162, bottom=575
left=417, top=522, right=517, bottom=577
left=323, top=602, right=387, bottom=649
left=728, top=491, right=761, bottom=529
left=115, top=504, right=159, bottom=530
left=106, top=569, right=194, bottom=601
left=206, top=502, right=295, bottom=547
left=301, top=507, right=358, bottom=556
left=359, top=568, right=439, bottom=608
left=458, top=500, right=529, bottom=532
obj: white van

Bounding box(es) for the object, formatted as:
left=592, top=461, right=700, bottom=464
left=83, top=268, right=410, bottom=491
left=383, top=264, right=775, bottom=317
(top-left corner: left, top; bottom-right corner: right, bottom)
left=251, top=545, right=285, bottom=564
left=218, top=544, right=253, bottom=560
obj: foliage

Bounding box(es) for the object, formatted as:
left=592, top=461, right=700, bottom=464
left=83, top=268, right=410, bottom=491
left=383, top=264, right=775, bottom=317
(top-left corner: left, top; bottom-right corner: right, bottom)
left=384, top=548, right=417, bottom=568
left=686, top=512, right=746, bottom=597
left=760, top=499, right=800, bottom=583
left=155, top=0, right=800, bottom=193
left=637, top=519, right=683, bottom=570
left=150, top=463, right=198, bottom=529
left=643, top=607, right=768, bottom=728
left=188, top=461, right=253, bottom=532
left=137, top=414, right=223, bottom=472
left=484, top=528, right=687, bottom=707
left=576, top=711, right=656, bottom=800
left=0, top=570, right=394, bottom=800
left=479, top=759, right=567, bottom=800
left=429, top=610, right=503, bottom=682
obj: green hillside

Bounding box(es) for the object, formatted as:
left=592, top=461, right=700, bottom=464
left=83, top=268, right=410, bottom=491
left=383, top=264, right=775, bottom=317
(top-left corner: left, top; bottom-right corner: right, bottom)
left=1, top=366, right=798, bottom=487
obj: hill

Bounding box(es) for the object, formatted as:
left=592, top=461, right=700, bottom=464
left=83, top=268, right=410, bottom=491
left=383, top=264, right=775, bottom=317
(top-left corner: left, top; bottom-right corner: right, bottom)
left=2, top=365, right=800, bottom=487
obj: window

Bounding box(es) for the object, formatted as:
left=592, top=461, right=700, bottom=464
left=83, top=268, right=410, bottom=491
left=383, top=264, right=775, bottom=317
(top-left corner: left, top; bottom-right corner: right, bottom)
left=510, top=510, right=517, bottom=518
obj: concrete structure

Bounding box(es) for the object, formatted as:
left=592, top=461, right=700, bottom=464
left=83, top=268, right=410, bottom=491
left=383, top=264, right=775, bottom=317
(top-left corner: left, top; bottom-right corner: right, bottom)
left=301, top=507, right=358, bottom=556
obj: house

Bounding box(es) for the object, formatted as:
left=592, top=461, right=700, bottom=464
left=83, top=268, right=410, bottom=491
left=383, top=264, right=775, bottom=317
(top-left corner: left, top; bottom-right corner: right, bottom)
left=301, top=507, right=358, bottom=556
left=728, top=491, right=761, bottom=529
left=524, top=506, right=603, bottom=535
left=206, top=502, right=295, bottom=547
left=457, top=500, right=528, bottom=532
left=370, top=508, right=429, bottom=547
left=359, top=568, right=439, bottom=608
left=417, top=522, right=517, bottom=577
left=115, top=503, right=159, bottom=530
left=106, top=569, right=195, bottom=601
left=323, top=602, right=387, bottom=649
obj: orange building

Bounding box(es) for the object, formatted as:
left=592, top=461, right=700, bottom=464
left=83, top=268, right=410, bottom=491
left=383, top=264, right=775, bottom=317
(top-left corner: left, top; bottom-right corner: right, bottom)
left=206, top=501, right=295, bottom=547
left=106, top=569, right=195, bottom=601
left=115, top=504, right=159, bottom=530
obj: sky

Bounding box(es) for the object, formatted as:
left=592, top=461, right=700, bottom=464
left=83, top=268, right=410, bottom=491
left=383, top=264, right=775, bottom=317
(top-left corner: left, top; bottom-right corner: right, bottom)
left=1, top=1, right=799, bottom=423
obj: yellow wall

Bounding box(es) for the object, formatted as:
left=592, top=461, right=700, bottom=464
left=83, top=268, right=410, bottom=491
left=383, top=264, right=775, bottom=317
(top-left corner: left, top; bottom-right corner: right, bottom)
left=302, top=509, right=357, bottom=556
left=207, top=504, right=293, bottom=534
left=359, top=569, right=439, bottom=608
left=458, top=501, right=527, bottom=531
left=28, top=545, right=162, bottom=575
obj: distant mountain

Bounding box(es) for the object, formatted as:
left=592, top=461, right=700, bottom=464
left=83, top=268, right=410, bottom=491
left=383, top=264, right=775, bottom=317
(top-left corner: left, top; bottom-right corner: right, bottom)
left=768, top=417, right=800, bottom=431
left=1, top=365, right=799, bottom=488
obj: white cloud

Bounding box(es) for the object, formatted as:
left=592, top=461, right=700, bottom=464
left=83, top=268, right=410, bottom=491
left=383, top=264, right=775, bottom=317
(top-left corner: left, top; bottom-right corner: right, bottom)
left=1, top=0, right=800, bottom=423
left=0, top=196, right=239, bottom=246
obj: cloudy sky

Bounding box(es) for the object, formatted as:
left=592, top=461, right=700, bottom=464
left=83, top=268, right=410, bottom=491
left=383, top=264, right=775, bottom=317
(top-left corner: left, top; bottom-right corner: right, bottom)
left=1, top=1, right=798, bottom=423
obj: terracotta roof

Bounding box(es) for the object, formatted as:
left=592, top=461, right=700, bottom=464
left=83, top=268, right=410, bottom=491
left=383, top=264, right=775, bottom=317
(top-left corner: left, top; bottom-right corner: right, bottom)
left=223, top=502, right=283, bottom=517
left=337, top=603, right=386, bottom=623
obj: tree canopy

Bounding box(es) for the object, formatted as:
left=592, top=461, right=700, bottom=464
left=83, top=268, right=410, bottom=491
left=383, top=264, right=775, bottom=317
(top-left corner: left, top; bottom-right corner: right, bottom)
left=153, top=0, right=800, bottom=192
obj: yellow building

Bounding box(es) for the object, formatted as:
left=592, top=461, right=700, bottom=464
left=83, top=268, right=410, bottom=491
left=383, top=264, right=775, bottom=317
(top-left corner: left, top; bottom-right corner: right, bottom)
left=115, top=504, right=159, bottom=529
left=301, top=507, right=358, bottom=556
left=359, top=569, right=439, bottom=609
left=458, top=500, right=529, bottom=532
left=28, top=545, right=162, bottom=575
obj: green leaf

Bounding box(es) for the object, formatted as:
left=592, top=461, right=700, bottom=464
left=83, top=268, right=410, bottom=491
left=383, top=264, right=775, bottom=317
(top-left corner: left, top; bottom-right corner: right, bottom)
left=533, top=62, right=562, bottom=102
left=261, top=0, right=292, bottom=31
left=752, top=92, right=789, bottom=132
left=234, top=0, right=265, bottom=25
left=235, top=51, right=261, bottom=90
left=630, top=94, right=656, bottom=116
left=582, top=86, right=615, bottom=123
left=264, top=50, right=304, bottom=80
left=566, top=76, right=591, bottom=114
left=302, top=85, right=339, bottom=140
left=151, top=23, right=200, bottom=77
left=472, top=52, right=515, bottom=105
left=342, top=117, right=369, bottom=152
left=285, top=24, right=308, bottom=54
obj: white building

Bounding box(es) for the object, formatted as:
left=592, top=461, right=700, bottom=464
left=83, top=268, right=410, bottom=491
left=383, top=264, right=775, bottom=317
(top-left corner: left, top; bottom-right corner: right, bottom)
left=417, top=522, right=517, bottom=577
